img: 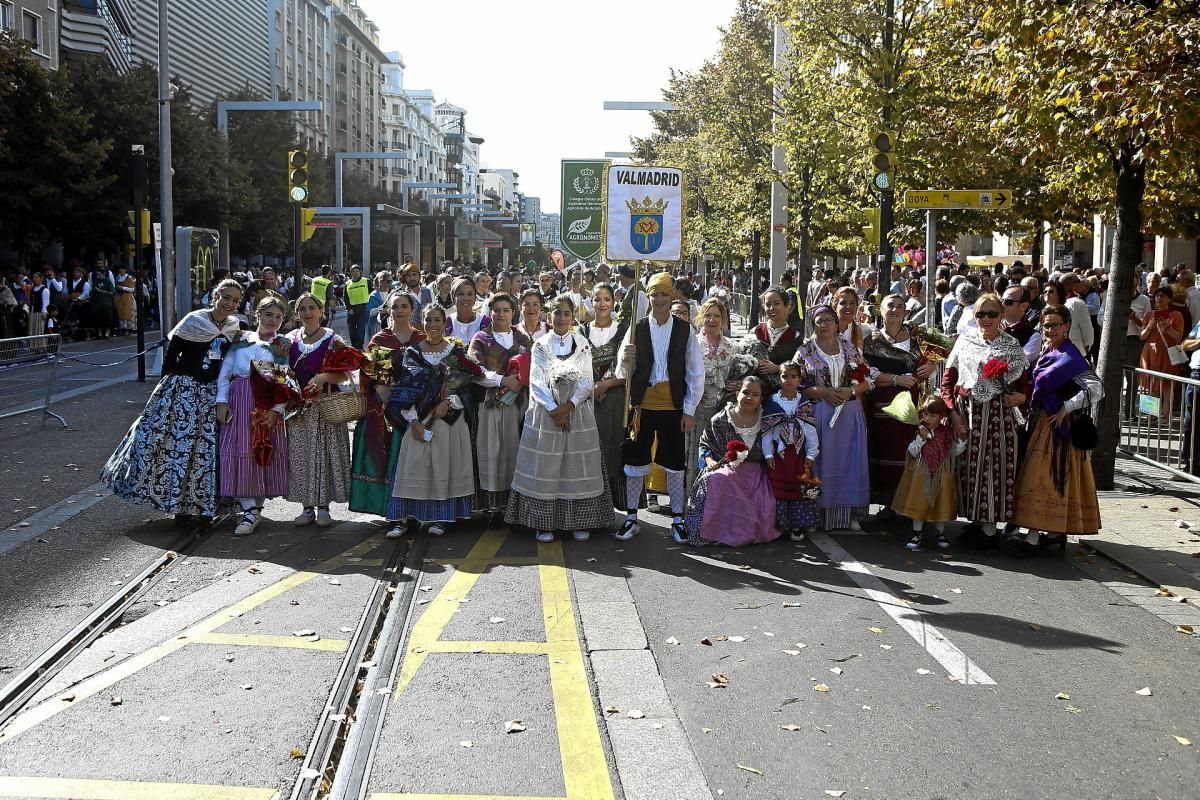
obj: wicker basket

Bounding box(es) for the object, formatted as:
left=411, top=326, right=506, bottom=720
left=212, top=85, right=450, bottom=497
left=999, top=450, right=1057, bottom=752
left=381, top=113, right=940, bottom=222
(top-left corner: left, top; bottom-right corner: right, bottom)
left=315, top=386, right=368, bottom=425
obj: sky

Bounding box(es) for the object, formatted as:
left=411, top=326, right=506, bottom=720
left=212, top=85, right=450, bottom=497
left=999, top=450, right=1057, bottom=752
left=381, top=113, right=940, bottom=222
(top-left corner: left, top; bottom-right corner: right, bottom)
left=357, top=0, right=737, bottom=214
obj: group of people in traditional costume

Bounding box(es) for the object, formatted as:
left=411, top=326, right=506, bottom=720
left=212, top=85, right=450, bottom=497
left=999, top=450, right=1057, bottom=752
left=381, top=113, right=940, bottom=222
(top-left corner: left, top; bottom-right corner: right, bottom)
left=101, top=268, right=1102, bottom=556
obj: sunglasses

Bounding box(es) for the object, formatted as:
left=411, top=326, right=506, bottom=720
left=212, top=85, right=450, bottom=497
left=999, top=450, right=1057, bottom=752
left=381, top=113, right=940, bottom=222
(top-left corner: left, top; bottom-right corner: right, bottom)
left=974, top=310, right=1000, bottom=319
left=1002, top=298, right=1023, bottom=306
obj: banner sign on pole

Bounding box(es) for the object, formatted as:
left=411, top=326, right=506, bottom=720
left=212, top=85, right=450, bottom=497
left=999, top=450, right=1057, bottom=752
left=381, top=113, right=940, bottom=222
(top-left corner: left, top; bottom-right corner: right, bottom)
left=560, top=159, right=608, bottom=262
left=519, top=223, right=536, bottom=247
left=603, top=165, right=684, bottom=262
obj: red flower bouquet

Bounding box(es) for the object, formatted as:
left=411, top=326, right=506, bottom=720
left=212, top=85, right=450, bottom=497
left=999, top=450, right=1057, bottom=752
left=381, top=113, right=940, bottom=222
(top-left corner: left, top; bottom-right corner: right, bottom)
left=724, top=439, right=749, bottom=467
left=982, top=358, right=1008, bottom=382
left=508, top=350, right=531, bottom=386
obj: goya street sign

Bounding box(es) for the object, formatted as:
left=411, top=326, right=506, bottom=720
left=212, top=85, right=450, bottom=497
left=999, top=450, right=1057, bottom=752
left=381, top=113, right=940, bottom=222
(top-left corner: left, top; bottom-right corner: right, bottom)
left=312, top=214, right=362, bottom=229
left=903, top=189, right=1012, bottom=210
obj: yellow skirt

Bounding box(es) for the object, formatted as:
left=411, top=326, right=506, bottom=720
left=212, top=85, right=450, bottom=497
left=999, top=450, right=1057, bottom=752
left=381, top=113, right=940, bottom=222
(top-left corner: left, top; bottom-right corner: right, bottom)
left=892, top=457, right=957, bottom=522
left=1011, top=415, right=1101, bottom=535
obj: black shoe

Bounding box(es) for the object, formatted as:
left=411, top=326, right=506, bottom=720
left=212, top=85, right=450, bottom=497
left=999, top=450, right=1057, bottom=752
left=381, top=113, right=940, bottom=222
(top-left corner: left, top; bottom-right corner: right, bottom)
left=1038, top=534, right=1067, bottom=554
left=172, top=513, right=193, bottom=528
left=1015, top=540, right=1040, bottom=559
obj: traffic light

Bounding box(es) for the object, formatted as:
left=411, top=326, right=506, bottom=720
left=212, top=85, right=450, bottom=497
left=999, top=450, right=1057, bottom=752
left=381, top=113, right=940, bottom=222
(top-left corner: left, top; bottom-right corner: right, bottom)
left=126, top=209, right=151, bottom=244
left=288, top=149, right=309, bottom=203
left=870, top=131, right=897, bottom=192
left=862, top=207, right=880, bottom=248
left=301, top=207, right=317, bottom=242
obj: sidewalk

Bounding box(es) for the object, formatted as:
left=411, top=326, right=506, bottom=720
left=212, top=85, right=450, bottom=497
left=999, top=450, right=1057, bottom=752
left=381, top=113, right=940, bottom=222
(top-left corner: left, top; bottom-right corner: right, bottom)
left=1086, top=455, right=1200, bottom=611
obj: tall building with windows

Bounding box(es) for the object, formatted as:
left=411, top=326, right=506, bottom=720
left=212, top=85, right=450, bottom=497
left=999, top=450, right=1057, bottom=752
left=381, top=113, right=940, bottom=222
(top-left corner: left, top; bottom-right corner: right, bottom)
left=2, top=0, right=59, bottom=69
left=269, top=0, right=333, bottom=153
left=523, top=196, right=542, bottom=225
left=380, top=53, right=447, bottom=208
left=330, top=0, right=385, bottom=183
left=60, top=0, right=133, bottom=72
left=132, top=0, right=271, bottom=107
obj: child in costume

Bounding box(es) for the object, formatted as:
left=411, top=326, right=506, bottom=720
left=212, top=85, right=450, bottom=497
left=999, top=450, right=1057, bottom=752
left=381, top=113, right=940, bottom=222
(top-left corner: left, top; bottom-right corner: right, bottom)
left=892, top=395, right=967, bottom=550
left=763, top=360, right=821, bottom=541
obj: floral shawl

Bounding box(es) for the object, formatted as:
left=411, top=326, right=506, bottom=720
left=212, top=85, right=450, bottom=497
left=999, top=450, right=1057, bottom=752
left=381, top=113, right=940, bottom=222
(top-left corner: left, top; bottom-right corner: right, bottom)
left=945, top=329, right=1028, bottom=403
left=795, top=336, right=867, bottom=389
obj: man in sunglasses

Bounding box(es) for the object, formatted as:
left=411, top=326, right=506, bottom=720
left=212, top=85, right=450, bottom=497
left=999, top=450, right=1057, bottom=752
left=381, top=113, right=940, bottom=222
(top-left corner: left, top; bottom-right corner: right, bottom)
left=1001, top=285, right=1042, bottom=363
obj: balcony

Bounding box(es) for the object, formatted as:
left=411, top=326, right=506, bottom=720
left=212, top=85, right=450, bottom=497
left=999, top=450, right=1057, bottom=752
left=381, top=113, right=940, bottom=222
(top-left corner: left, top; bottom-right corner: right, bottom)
left=380, top=113, right=403, bottom=126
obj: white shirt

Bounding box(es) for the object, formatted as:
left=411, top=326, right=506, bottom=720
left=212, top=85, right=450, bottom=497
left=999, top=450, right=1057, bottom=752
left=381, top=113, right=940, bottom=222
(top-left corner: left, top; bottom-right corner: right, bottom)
left=531, top=332, right=594, bottom=411
left=450, top=314, right=485, bottom=342
left=216, top=334, right=284, bottom=406
left=492, top=329, right=514, bottom=349
left=762, top=393, right=819, bottom=460
left=1064, top=295, right=1093, bottom=353
left=586, top=321, right=620, bottom=348
left=517, top=320, right=552, bottom=342
left=615, top=314, right=706, bottom=416
left=1128, top=293, right=1152, bottom=338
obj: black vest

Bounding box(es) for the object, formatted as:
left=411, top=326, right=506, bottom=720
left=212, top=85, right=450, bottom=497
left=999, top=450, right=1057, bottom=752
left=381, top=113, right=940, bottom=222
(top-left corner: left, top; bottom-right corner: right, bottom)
left=629, top=316, right=690, bottom=409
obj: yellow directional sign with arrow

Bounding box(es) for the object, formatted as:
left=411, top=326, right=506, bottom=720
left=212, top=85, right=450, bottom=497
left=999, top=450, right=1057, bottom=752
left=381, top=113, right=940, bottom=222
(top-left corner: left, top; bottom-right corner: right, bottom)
left=903, top=189, right=1012, bottom=210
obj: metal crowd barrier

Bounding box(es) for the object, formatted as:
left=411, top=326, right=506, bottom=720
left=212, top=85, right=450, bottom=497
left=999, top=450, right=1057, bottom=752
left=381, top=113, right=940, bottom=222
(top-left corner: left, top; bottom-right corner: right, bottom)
left=727, top=292, right=752, bottom=323
left=0, top=334, right=67, bottom=428
left=1118, top=365, right=1200, bottom=483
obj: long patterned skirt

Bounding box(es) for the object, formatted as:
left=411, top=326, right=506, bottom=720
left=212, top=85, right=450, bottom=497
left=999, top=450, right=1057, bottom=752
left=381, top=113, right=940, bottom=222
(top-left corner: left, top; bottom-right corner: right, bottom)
left=286, top=407, right=351, bottom=508
left=811, top=398, right=870, bottom=530
left=475, top=397, right=524, bottom=513
left=954, top=393, right=1019, bottom=525
left=505, top=401, right=612, bottom=532
left=218, top=377, right=288, bottom=499
left=102, top=374, right=220, bottom=517
left=349, top=396, right=403, bottom=517
left=865, top=385, right=919, bottom=505
left=593, top=388, right=627, bottom=510
left=387, top=418, right=474, bottom=523
left=685, top=461, right=779, bottom=547
left=685, top=401, right=722, bottom=494
left=1011, top=414, right=1101, bottom=534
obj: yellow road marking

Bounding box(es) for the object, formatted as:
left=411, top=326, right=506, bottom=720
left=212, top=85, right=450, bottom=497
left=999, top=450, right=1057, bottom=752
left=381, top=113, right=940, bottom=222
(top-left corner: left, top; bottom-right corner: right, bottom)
left=426, top=556, right=542, bottom=567
left=417, top=640, right=550, bottom=655
left=0, top=535, right=385, bottom=744
left=190, top=632, right=349, bottom=652
left=538, top=540, right=615, bottom=800
left=370, top=795, right=562, bottom=800
left=395, top=529, right=507, bottom=694
left=0, top=776, right=279, bottom=800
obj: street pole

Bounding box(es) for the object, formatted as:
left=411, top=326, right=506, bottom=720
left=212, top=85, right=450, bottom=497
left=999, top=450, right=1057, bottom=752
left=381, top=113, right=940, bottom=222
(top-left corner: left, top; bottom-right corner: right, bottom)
left=750, top=228, right=761, bottom=327
left=925, top=210, right=936, bottom=329
left=158, top=0, right=176, bottom=334
left=769, top=19, right=789, bottom=286
left=293, top=205, right=303, bottom=300
left=131, top=145, right=147, bottom=382
left=877, top=0, right=895, bottom=298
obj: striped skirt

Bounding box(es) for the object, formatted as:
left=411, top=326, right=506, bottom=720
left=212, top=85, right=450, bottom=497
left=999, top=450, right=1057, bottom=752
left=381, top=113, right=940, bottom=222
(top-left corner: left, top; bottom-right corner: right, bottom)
left=218, top=377, right=288, bottom=499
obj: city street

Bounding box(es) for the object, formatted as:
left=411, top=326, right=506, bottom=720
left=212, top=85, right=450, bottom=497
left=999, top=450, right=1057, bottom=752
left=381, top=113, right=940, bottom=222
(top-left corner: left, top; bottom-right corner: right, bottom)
left=1, top=378, right=1198, bottom=800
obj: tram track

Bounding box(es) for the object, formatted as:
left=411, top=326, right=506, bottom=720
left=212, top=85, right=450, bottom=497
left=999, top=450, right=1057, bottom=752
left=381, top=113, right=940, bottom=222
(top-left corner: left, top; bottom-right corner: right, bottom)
left=291, top=535, right=425, bottom=800
left=0, top=515, right=225, bottom=730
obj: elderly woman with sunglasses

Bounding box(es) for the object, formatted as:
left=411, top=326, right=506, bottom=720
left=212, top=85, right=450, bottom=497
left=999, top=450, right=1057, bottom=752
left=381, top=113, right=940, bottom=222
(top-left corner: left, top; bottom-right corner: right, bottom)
left=939, top=292, right=1030, bottom=550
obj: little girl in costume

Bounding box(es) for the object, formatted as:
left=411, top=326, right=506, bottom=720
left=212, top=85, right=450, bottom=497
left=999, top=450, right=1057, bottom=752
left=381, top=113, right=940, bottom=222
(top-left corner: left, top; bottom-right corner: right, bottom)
left=892, top=396, right=967, bottom=550
left=763, top=360, right=821, bottom=542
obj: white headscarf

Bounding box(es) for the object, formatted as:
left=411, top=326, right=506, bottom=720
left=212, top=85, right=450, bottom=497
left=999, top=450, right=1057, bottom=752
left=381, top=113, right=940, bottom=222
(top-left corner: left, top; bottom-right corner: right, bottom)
left=169, top=309, right=241, bottom=344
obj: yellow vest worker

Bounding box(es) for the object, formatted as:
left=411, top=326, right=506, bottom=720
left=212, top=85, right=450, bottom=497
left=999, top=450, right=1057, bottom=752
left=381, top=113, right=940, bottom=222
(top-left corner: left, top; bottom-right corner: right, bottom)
left=311, top=275, right=331, bottom=306
left=346, top=277, right=369, bottom=307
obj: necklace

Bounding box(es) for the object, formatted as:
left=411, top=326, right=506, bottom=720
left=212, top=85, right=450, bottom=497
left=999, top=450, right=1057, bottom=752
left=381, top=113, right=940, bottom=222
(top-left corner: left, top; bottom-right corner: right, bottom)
left=767, top=323, right=788, bottom=346
left=554, top=332, right=572, bottom=349
left=704, top=333, right=722, bottom=356
left=302, top=327, right=324, bottom=343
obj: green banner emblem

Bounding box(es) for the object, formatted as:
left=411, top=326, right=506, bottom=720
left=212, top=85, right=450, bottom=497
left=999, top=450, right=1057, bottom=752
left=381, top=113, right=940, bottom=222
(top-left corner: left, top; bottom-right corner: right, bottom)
left=560, top=159, right=608, bottom=262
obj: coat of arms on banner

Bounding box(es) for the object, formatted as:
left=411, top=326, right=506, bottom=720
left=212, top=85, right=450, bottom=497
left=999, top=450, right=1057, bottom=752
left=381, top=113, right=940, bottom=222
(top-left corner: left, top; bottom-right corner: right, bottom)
left=573, top=168, right=600, bottom=194
left=627, top=196, right=667, bottom=255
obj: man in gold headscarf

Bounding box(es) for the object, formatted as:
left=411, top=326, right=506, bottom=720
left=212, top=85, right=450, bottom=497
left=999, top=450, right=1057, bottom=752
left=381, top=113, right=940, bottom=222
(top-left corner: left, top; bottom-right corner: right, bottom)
left=615, top=270, right=705, bottom=543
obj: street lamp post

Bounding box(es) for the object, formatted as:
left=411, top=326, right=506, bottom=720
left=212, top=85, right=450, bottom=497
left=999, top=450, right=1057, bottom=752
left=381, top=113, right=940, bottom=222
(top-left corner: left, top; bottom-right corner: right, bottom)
left=215, top=100, right=322, bottom=274
left=769, top=19, right=790, bottom=286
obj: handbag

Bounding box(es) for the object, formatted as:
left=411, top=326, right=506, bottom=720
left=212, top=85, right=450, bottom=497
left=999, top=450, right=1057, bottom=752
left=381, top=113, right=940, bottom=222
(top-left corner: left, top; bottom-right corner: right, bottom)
left=1168, top=345, right=1189, bottom=367
left=1069, top=411, right=1099, bottom=451
left=315, top=384, right=368, bottom=424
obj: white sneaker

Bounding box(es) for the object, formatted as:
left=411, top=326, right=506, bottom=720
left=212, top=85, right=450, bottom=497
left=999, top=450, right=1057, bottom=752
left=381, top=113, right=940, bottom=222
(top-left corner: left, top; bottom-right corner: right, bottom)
left=571, top=530, right=590, bottom=542
left=614, top=517, right=639, bottom=541
left=536, top=530, right=555, bottom=543
left=427, top=524, right=446, bottom=537
left=234, top=512, right=259, bottom=537
left=849, top=519, right=862, bottom=531
left=293, top=509, right=315, bottom=527
left=789, top=530, right=806, bottom=542
left=385, top=523, right=406, bottom=539
left=314, top=508, right=333, bottom=528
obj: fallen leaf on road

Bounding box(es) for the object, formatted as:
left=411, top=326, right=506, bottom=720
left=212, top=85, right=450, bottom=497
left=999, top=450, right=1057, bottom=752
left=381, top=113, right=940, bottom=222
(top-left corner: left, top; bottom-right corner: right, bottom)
left=1169, top=507, right=1180, bottom=512
left=832, top=654, right=861, bottom=663
left=727, top=636, right=746, bottom=643
left=825, top=792, right=847, bottom=798
left=779, top=723, right=802, bottom=732
left=506, top=720, right=527, bottom=733
left=1055, top=692, right=1071, bottom=700
left=1176, top=520, right=1192, bottom=529
left=949, top=588, right=963, bottom=594
left=604, top=706, right=620, bottom=715
left=703, top=727, right=713, bottom=733
left=782, top=602, right=802, bottom=607
left=289, top=600, right=300, bottom=606
left=1136, top=687, right=1153, bottom=696
left=711, top=635, right=729, bottom=642
left=1174, top=736, right=1192, bottom=746
left=916, top=669, right=932, bottom=675
left=813, top=683, right=831, bottom=693
left=328, top=578, right=341, bottom=585
left=627, top=710, right=645, bottom=719
left=665, top=636, right=680, bottom=645
left=736, top=764, right=764, bottom=776
left=868, top=626, right=883, bottom=635
left=708, top=674, right=729, bottom=689
left=240, top=684, right=253, bottom=690
left=299, top=768, right=320, bottom=779
left=157, top=716, right=171, bottom=722
left=1176, top=625, right=1196, bottom=635
left=489, top=617, right=505, bottom=624
left=700, top=638, right=713, bottom=646
left=782, top=649, right=803, bottom=656
left=880, top=644, right=894, bottom=650
left=1156, top=588, right=1174, bottom=597
left=292, top=629, right=316, bottom=637
left=247, top=567, right=262, bottom=574
left=459, top=740, right=473, bottom=748
left=737, top=565, right=752, bottom=571
left=109, top=696, right=122, bottom=706
left=1065, top=706, right=1084, bottom=714
left=861, top=705, right=871, bottom=711
left=340, top=626, right=353, bottom=633
left=155, top=600, right=169, bottom=607
left=1029, top=624, right=1042, bottom=631
left=289, top=747, right=305, bottom=759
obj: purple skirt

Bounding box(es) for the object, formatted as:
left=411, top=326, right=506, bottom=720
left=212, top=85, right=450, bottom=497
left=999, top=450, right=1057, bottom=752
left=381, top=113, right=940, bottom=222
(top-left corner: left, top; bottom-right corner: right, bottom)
left=811, top=398, right=870, bottom=510
left=685, top=460, right=780, bottom=547
left=218, top=377, right=288, bottom=499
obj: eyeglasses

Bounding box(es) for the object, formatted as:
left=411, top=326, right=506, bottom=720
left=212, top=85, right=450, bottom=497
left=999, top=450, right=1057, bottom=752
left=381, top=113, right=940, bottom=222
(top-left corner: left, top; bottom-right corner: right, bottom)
left=974, top=310, right=1000, bottom=319
left=1002, top=298, right=1023, bottom=306
left=1042, top=322, right=1064, bottom=330
left=814, top=317, right=837, bottom=326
